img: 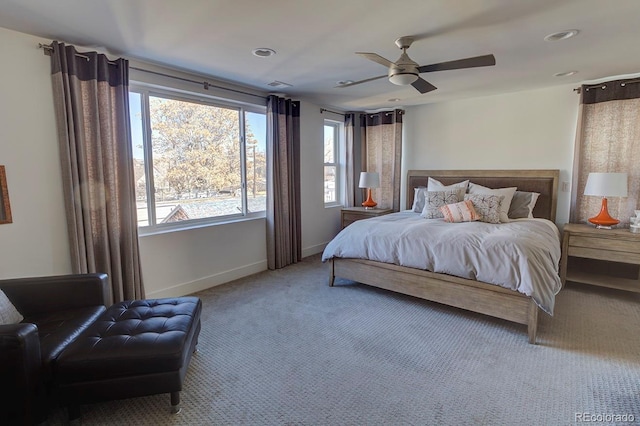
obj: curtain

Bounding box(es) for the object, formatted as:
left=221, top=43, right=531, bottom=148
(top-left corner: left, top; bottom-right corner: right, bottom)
left=344, top=113, right=356, bottom=207
left=49, top=41, right=144, bottom=303
left=571, top=78, right=640, bottom=226
left=360, top=109, right=403, bottom=211
left=266, top=95, right=301, bottom=270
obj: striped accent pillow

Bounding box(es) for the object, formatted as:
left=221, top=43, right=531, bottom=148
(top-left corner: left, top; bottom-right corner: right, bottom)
left=440, top=200, right=480, bottom=223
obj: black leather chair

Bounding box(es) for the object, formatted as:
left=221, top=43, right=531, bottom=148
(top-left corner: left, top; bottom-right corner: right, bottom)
left=0, top=274, right=110, bottom=425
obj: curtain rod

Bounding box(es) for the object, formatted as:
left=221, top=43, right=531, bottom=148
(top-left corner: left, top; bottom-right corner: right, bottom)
left=129, top=67, right=266, bottom=99
left=319, top=108, right=405, bottom=116
left=39, top=43, right=118, bottom=64
left=573, top=78, right=640, bottom=94
left=368, top=110, right=405, bottom=117
left=38, top=43, right=266, bottom=100
left=320, top=108, right=345, bottom=116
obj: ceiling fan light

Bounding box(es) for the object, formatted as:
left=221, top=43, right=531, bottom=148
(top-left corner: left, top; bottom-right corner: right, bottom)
left=389, top=73, right=418, bottom=86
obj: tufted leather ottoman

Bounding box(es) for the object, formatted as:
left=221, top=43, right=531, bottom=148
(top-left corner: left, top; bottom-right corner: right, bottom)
left=53, top=296, right=202, bottom=419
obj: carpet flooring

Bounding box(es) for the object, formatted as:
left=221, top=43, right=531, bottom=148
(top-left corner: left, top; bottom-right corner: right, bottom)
left=50, top=254, right=640, bottom=425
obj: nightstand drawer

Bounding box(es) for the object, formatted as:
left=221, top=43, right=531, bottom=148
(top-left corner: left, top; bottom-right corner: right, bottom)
left=570, top=235, right=640, bottom=254
left=340, top=207, right=393, bottom=229
left=568, top=246, right=640, bottom=264
left=342, top=212, right=371, bottom=224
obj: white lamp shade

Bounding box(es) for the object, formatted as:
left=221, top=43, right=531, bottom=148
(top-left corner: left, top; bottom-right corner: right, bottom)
left=389, top=73, right=418, bottom=86
left=359, top=172, right=380, bottom=189
left=584, top=172, right=628, bottom=197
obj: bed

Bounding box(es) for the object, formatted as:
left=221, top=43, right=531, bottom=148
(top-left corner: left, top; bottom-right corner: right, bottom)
left=324, top=169, right=561, bottom=344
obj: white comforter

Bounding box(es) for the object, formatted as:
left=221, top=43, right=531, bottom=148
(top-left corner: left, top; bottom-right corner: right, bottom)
left=322, top=211, right=562, bottom=315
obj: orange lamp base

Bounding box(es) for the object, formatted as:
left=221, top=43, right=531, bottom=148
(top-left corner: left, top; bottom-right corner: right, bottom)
left=362, top=188, right=377, bottom=209
left=588, top=197, right=619, bottom=229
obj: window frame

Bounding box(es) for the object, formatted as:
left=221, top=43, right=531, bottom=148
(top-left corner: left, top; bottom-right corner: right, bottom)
left=130, top=83, right=267, bottom=234
left=323, top=119, right=343, bottom=207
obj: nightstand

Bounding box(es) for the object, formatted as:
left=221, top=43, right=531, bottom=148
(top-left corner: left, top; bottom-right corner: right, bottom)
left=560, top=223, right=640, bottom=293
left=341, top=207, right=393, bottom=229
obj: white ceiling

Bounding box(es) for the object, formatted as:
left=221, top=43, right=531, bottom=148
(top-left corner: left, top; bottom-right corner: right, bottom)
left=1, top=0, right=639, bottom=110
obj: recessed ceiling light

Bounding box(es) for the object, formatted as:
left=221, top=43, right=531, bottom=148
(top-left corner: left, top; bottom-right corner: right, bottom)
left=388, top=98, right=401, bottom=102
left=252, top=48, right=276, bottom=58
left=554, top=71, right=578, bottom=77
left=267, top=80, right=292, bottom=88
left=544, top=29, right=579, bottom=42
left=336, top=80, right=354, bottom=86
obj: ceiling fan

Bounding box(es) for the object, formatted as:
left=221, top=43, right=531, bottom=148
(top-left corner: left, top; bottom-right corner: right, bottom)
left=337, top=36, right=496, bottom=94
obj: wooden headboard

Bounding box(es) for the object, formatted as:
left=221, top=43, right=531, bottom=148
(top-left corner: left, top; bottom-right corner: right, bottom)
left=407, top=169, right=559, bottom=221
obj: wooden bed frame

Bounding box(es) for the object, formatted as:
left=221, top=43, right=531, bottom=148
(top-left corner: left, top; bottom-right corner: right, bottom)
left=329, top=169, right=559, bottom=344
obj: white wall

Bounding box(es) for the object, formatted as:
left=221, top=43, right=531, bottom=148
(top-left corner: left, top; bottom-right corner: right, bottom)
left=402, top=85, right=580, bottom=226
left=0, top=27, right=72, bottom=277
left=139, top=219, right=267, bottom=296
left=0, top=27, right=340, bottom=296
left=299, top=100, right=343, bottom=257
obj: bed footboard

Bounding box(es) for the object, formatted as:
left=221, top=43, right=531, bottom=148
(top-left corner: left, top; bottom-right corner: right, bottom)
left=329, top=257, right=540, bottom=344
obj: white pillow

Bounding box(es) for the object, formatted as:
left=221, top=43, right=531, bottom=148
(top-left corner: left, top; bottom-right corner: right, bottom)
left=0, top=289, right=23, bottom=325
left=468, top=182, right=517, bottom=223
left=412, top=187, right=427, bottom=213
left=427, top=177, right=469, bottom=192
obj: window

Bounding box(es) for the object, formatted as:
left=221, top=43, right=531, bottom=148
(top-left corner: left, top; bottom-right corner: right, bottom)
left=129, top=88, right=266, bottom=230
left=324, top=120, right=341, bottom=204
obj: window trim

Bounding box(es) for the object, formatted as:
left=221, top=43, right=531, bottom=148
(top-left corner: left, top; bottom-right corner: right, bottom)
left=324, top=119, right=342, bottom=207
left=130, top=83, right=267, bottom=234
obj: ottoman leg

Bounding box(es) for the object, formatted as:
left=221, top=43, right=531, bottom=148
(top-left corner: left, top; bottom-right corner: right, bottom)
left=170, top=391, right=181, bottom=414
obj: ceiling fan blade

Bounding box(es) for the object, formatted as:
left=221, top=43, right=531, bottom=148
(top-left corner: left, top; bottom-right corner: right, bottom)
left=417, top=54, right=496, bottom=73
left=411, top=77, right=437, bottom=94
left=335, top=75, right=387, bottom=88
left=356, top=52, right=395, bottom=68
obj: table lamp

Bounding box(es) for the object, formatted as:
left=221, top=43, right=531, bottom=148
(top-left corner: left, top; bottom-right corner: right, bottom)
left=584, top=172, right=628, bottom=229
left=359, top=172, right=380, bottom=209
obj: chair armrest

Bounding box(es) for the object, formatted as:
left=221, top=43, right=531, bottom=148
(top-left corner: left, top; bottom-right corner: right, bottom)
left=0, top=323, right=41, bottom=380
left=0, top=323, right=44, bottom=422
left=0, top=273, right=111, bottom=317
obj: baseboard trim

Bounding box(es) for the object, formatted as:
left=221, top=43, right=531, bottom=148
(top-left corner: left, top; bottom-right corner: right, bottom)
left=146, top=242, right=329, bottom=298
left=146, top=260, right=268, bottom=298
left=302, top=242, right=329, bottom=258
